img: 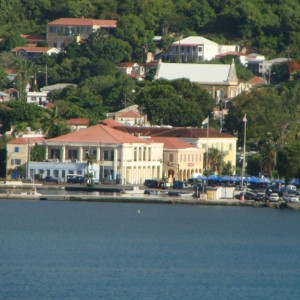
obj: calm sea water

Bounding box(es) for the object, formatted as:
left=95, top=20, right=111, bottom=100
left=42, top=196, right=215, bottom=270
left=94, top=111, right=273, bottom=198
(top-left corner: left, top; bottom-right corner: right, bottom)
left=1, top=199, right=300, bottom=300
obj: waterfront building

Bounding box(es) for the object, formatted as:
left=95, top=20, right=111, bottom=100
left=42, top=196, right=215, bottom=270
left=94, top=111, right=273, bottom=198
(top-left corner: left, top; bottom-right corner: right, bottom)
left=27, top=124, right=164, bottom=185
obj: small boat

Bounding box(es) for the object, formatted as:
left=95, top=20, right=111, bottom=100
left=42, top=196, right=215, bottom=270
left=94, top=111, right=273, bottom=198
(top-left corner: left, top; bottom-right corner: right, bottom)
left=21, top=186, right=42, bottom=196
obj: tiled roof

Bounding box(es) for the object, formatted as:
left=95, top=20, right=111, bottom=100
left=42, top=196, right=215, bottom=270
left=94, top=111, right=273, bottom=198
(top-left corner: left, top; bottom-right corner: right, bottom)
left=8, top=137, right=45, bottom=144
left=150, top=137, right=196, bottom=149
left=99, top=118, right=124, bottom=127
left=111, top=125, right=236, bottom=139
left=117, top=62, right=136, bottom=68
left=48, top=18, right=117, bottom=27
left=248, top=76, right=267, bottom=85
left=119, top=110, right=140, bottom=118
left=46, top=124, right=149, bottom=144
left=11, top=46, right=54, bottom=53
left=216, top=51, right=246, bottom=58
left=4, top=68, right=17, bottom=74
left=66, top=118, right=90, bottom=125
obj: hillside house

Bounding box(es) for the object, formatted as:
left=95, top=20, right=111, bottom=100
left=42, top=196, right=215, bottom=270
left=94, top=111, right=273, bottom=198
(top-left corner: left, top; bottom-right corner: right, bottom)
left=46, top=18, right=117, bottom=49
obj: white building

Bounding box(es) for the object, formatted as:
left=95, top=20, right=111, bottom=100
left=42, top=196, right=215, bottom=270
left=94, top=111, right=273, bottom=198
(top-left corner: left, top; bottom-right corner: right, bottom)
left=169, top=36, right=240, bottom=63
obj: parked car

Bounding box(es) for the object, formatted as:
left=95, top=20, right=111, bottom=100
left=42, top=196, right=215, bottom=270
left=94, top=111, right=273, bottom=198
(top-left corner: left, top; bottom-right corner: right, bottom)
left=173, top=181, right=187, bottom=189
left=144, top=179, right=159, bottom=188
left=255, top=192, right=266, bottom=201
left=43, top=176, right=59, bottom=184
left=283, top=195, right=299, bottom=203
left=234, top=191, right=256, bottom=200
left=267, top=193, right=280, bottom=202
left=67, top=175, right=85, bottom=184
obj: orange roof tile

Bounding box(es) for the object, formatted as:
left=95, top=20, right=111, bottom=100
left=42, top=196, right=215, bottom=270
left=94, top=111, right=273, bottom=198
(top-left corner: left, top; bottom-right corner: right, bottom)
left=113, top=126, right=236, bottom=139
left=119, top=110, right=140, bottom=118
left=66, top=118, right=90, bottom=125
left=8, top=137, right=45, bottom=144
left=117, top=62, right=136, bottom=68
left=11, top=46, right=53, bottom=53
left=150, top=137, right=196, bottom=149
left=99, top=118, right=124, bottom=127
left=248, top=76, right=267, bottom=85
left=48, top=18, right=117, bottom=28
left=46, top=124, right=149, bottom=144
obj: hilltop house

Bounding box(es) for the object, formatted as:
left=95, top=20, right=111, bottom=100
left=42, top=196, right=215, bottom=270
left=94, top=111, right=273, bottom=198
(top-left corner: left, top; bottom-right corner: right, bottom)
left=46, top=18, right=117, bottom=49
left=169, top=36, right=240, bottom=62
left=11, top=46, right=60, bottom=60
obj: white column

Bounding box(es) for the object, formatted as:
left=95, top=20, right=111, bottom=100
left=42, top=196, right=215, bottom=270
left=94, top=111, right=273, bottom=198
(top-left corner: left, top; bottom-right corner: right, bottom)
left=61, top=145, right=66, bottom=162
left=113, top=148, right=118, bottom=181
left=79, top=146, right=83, bottom=162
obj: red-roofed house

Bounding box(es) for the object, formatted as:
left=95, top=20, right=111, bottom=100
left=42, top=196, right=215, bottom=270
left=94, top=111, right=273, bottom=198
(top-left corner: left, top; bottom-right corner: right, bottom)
left=28, top=124, right=164, bottom=184
left=66, top=118, right=90, bottom=131
left=21, top=34, right=46, bottom=46
left=109, top=105, right=149, bottom=126
left=6, top=137, right=45, bottom=179
left=11, top=46, right=60, bottom=59
left=150, top=137, right=204, bottom=181
left=47, top=18, right=117, bottom=49
left=116, top=62, right=145, bottom=80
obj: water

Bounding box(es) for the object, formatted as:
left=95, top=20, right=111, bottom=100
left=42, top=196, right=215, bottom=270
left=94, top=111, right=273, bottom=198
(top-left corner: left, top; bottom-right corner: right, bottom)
left=1, top=200, right=300, bottom=300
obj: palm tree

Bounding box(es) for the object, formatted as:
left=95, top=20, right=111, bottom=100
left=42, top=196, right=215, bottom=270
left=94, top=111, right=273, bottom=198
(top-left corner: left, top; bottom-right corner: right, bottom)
left=205, top=148, right=224, bottom=174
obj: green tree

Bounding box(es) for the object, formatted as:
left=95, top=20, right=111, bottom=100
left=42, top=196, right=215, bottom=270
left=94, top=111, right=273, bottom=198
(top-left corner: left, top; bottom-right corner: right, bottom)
left=0, top=34, right=27, bottom=51
left=277, top=141, right=300, bottom=182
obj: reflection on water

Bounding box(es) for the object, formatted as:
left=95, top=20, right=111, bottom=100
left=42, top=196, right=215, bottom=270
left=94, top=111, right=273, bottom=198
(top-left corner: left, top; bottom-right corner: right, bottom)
left=0, top=188, right=120, bottom=197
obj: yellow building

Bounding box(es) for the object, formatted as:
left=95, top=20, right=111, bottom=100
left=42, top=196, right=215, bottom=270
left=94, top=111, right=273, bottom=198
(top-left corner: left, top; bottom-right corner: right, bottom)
left=150, top=137, right=204, bottom=181
left=6, top=137, right=45, bottom=179
left=100, top=124, right=237, bottom=175
left=46, top=18, right=117, bottom=49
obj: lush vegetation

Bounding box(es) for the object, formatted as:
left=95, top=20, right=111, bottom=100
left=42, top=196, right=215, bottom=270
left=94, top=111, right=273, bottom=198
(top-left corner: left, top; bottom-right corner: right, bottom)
left=0, top=0, right=300, bottom=180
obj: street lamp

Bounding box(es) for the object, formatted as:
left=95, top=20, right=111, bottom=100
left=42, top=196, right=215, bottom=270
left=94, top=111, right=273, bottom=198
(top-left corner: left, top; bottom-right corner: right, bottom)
left=241, top=114, right=247, bottom=192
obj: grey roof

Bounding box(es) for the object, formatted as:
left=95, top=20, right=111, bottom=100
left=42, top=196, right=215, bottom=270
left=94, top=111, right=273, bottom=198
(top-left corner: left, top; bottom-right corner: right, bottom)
left=41, top=83, right=77, bottom=92
left=155, top=62, right=237, bottom=84
left=172, top=36, right=218, bottom=46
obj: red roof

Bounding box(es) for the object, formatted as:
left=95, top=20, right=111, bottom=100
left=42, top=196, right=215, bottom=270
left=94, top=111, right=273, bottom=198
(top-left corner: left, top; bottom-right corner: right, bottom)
left=99, top=118, right=124, bottom=127
left=8, top=137, right=45, bottom=145
left=11, top=46, right=54, bottom=53
left=48, top=18, right=117, bottom=28
left=47, top=124, right=149, bottom=144
left=117, top=62, right=137, bottom=68
left=4, top=68, right=17, bottom=74
left=113, top=126, right=236, bottom=139
left=248, top=76, right=267, bottom=85
left=66, top=118, right=90, bottom=125
left=119, top=110, right=140, bottom=118
left=150, top=137, right=196, bottom=149
left=216, top=51, right=245, bottom=58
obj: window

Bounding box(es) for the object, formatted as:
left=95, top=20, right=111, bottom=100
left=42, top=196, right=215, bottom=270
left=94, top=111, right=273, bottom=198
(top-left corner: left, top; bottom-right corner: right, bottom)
left=53, top=170, right=59, bottom=177
left=148, top=148, right=151, bottom=161
left=68, top=149, right=77, bottom=159
left=10, top=159, right=15, bottom=165
left=143, top=147, right=146, bottom=160
left=104, top=150, right=109, bottom=160
left=110, top=150, right=114, bottom=161
left=134, top=148, right=137, bottom=161
left=14, top=147, right=19, bottom=153
left=169, top=154, right=174, bottom=162
left=51, top=149, right=61, bottom=159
